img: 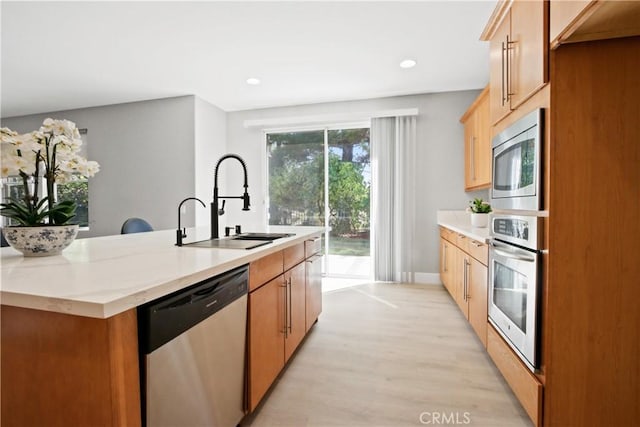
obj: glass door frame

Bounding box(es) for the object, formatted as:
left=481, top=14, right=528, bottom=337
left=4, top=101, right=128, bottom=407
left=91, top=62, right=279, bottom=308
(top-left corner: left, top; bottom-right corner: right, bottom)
left=263, top=121, right=371, bottom=276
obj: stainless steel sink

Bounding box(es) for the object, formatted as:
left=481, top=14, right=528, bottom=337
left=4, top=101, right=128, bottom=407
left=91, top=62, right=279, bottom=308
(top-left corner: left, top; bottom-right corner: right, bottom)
left=183, top=239, right=272, bottom=250
left=183, top=233, right=294, bottom=250
left=231, top=232, right=295, bottom=241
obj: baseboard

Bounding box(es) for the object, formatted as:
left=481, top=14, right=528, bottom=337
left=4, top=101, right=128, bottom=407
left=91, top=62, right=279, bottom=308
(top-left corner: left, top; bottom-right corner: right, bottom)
left=414, top=272, right=442, bottom=285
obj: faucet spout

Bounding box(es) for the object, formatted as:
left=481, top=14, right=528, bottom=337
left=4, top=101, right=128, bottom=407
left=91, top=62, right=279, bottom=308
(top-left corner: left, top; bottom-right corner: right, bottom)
left=212, top=154, right=251, bottom=239
left=176, top=197, right=206, bottom=246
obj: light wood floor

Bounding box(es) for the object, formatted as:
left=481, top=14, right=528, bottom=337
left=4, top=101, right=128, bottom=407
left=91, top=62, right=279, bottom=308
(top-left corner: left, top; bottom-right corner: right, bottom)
left=242, top=283, right=532, bottom=427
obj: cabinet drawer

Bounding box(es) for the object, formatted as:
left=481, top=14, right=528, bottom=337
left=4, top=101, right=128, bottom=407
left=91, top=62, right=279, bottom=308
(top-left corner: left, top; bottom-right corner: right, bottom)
left=468, top=239, right=488, bottom=266
left=440, top=227, right=456, bottom=243
left=455, top=233, right=470, bottom=254
left=304, top=235, right=322, bottom=258
left=284, top=243, right=305, bottom=271
left=249, top=251, right=284, bottom=292
left=487, top=325, right=542, bottom=426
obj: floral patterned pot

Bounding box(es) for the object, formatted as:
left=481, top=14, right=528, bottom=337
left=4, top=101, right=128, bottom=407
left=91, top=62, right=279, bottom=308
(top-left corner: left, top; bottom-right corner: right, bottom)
left=2, top=224, right=79, bottom=257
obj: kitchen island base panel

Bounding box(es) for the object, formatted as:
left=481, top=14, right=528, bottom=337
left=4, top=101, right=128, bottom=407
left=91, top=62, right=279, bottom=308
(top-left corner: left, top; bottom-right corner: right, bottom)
left=1, top=305, right=141, bottom=427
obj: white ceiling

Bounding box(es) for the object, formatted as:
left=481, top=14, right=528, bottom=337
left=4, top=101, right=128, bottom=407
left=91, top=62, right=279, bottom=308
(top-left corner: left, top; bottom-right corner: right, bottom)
left=1, top=1, right=496, bottom=118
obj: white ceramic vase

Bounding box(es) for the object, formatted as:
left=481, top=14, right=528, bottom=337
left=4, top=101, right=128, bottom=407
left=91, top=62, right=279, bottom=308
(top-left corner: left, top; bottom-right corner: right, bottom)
left=2, top=224, right=79, bottom=257
left=470, top=213, right=489, bottom=228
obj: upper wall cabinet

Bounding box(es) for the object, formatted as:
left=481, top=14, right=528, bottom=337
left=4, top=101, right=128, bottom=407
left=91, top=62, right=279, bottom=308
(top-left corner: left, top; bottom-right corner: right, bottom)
left=460, top=86, right=491, bottom=191
left=482, top=0, right=549, bottom=125
left=550, top=0, right=640, bottom=49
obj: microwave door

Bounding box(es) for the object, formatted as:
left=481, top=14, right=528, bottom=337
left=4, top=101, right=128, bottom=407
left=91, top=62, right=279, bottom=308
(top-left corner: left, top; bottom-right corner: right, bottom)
left=493, top=135, right=537, bottom=199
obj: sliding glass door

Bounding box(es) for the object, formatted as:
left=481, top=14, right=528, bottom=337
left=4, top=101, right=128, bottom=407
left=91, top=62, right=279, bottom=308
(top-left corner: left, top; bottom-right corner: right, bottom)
left=267, top=127, right=371, bottom=278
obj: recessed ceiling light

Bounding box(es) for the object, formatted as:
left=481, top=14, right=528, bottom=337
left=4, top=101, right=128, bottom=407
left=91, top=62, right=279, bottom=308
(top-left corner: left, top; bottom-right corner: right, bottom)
left=246, top=78, right=261, bottom=85
left=399, top=59, right=417, bottom=69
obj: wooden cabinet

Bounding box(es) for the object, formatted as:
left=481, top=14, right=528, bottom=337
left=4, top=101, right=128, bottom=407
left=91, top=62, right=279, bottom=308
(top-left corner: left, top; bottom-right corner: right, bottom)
left=439, top=228, right=488, bottom=347
left=543, top=37, right=640, bottom=426
left=439, top=236, right=455, bottom=298
left=483, top=0, right=548, bottom=124
left=248, top=275, right=286, bottom=412
left=248, top=236, right=323, bottom=412
left=550, top=0, right=640, bottom=48
left=284, top=262, right=306, bottom=362
left=453, top=245, right=468, bottom=317
left=488, top=12, right=512, bottom=123
left=487, top=325, right=542, bottom=426
left=249, top=260, right=307, bottom=411
left=249, top=264, right=307, bottom=411
left=1, top=306, right=141, bottom=426
left=468, top=256, right=488, bottom=347
left=460, top=86, right=491, bottom=191
left=305, top=238, right=323, bottom=332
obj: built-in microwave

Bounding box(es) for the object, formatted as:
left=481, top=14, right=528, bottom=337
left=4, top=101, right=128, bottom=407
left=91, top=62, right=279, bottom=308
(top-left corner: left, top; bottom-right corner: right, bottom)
left=491, top=109, right=543, bottom=211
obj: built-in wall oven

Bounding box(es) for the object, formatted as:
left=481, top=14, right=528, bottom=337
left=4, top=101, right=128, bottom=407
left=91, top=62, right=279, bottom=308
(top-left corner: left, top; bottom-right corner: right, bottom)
left=491, top=109, right=544, bottom=211
left=488, top=214, right=543, bottom=372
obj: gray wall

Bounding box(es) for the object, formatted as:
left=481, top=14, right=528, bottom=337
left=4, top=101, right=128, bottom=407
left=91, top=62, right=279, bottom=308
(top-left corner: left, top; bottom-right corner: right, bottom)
left=194, top=97, right=227, bottom=229
left=2, top=96, right=197, bottom=237
left=226, top=90, right=488, bottom=278
left=3, top=90, right=486, bottom=277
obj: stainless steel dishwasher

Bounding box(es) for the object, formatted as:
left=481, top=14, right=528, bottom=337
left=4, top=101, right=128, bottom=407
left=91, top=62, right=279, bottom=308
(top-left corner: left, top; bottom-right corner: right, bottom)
left=138, top=264, right=248, bottom=427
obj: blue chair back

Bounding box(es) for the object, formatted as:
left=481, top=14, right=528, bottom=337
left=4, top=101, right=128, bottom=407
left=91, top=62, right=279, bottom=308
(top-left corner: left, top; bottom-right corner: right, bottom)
left=121, top=218, right=154, bottom=234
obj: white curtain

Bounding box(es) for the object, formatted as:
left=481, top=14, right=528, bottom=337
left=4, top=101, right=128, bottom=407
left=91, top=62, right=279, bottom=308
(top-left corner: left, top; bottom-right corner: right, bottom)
left=371, top=116, right=417, bottom=282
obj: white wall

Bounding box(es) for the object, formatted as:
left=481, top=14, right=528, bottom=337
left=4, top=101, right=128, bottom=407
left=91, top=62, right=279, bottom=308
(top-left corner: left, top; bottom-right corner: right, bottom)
left=2, top=96, right=197, bottom=237
left=194, top=97, right=227, bottom=230
left=226, top=90, right=488, bottom=279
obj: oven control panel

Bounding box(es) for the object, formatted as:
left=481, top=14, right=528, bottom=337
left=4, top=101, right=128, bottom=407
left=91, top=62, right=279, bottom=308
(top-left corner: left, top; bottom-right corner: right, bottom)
left=490, top=214, right=543, bottom=251
left=493, top=218, right=529, bottom=240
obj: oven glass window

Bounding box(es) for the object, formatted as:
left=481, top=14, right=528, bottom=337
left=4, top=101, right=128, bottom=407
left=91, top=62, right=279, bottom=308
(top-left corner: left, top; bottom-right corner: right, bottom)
left=493, top=262, right=528, bottom=332
left=494, top=138, right=535, bottom=191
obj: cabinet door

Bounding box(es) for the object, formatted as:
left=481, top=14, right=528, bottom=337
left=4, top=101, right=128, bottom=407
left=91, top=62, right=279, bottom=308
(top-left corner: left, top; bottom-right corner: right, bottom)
left=464, top=91, right=492, bottom=191
left=248, top=275, right=285, bottom=411
left=284, top=262, right=306, bottom=361
left=475, top=92, right=492, bottom=188
left=454, top=248, right=469, bottom=318
left=440, top=238, right=454, bottom=298
left=550, top=0, right=592, bottom=47
left=489, top=10, right=512, bottom=124
left=464, top=110, right=477, bottom=190
left=510, top=0, right=548, bottom=108
left=468, top=258, right=488, bottom=347
left=305, top=255, right=323, bottom=332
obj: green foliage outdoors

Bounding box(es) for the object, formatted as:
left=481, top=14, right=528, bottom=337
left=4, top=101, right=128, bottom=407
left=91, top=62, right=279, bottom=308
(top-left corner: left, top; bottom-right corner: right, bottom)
left=268, top=129, right=370, bottom=256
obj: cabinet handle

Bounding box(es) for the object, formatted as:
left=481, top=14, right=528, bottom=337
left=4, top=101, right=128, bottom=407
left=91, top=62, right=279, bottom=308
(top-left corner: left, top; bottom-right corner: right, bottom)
left=506, top=35, right=515, bottom=102
left=463, top=259, right=467, bottom=301
left=471, top=136, right=476, bottom=181
left=463, top=259, right=470, bottom=301
left=501, top=41, right=506, bottom=106
left=281, top=280, right=288, bottom=338
left=443, top=243, right=447, bottom=273
left=288, top=278, right=292, bottom=334
left=470, top=240, right=483, bottom=248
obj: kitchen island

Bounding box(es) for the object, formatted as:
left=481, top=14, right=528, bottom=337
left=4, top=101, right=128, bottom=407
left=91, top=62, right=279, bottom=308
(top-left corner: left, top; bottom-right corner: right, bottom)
left=0, top=226, right=324, bottom=426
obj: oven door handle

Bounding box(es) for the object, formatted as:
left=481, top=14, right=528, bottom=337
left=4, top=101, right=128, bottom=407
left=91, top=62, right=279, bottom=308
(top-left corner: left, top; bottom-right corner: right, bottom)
left=490, top=241, right=536, bottom=262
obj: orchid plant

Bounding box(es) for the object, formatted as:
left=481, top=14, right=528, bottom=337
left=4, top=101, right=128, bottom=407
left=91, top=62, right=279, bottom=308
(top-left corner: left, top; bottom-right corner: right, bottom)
left=0, top=118, right=100, bottom=226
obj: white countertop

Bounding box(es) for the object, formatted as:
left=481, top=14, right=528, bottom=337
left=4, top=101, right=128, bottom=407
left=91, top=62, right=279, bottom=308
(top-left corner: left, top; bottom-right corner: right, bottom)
left=437, top=210, right=491, bottom=243
left=0, top=226, right=324, bottom=319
